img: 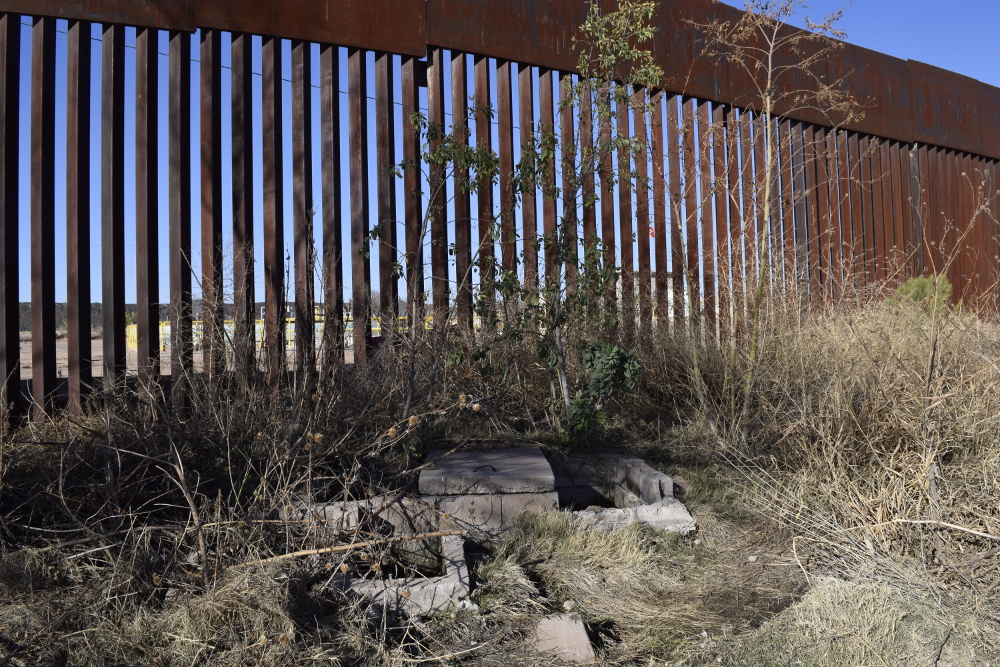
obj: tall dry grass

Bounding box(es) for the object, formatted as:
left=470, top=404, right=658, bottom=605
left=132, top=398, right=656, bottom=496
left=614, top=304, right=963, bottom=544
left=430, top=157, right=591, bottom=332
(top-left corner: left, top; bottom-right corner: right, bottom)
left=3, top=266, right=1000, bottom=663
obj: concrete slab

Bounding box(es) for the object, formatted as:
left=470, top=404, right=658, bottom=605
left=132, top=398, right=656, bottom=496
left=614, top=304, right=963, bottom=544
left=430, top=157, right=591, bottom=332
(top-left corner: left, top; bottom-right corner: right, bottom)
left=532, top=613, right=596, bottom=663
left=349, top=534, right=475, bottom=616
left=418, top=446, right=555, bottom=495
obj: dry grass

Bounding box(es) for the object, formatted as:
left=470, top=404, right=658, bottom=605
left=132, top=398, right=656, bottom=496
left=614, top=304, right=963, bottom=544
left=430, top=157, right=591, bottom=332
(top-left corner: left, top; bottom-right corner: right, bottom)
left=3, top=281, right=1000, bottom=664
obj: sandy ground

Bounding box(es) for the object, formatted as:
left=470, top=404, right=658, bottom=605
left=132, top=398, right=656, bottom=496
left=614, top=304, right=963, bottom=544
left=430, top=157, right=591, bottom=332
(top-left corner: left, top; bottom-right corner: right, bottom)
left=16, top=332, right=354, bottom=380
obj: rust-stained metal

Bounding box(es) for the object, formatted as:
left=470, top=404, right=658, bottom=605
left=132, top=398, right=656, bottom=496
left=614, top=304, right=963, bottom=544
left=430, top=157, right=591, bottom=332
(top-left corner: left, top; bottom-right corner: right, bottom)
left=474, top=55, right=494, bottom=304
left=913, top=144, right=931, bottom=277
left=200, top=0, right=426, bottom=57
left=969, top=154, right=983, bottom=299
left=846, top=132, right=865, bottom=284
left=136, top=26, right=157, bottom=391
left=878, top=139, right=895, bottom=281
left=425, top=0, right=1000, bottom=161
left=560, top=72, right=577, bottom=293
left=868, top=137, right=886, bottom=282
left=427, top=0, right=594, bottom=75
left=349, top=47, right=371, bottom=362
left=292, top=38, right=315, bottom=379
left=617, top=91, right=635, bottom=339
left=891, top=141, right=908, bottom=275
left=376, top=51, right=399, bottom=334
left=858, top=135, right=876, bottom=284
left=802, top=124, right=821, bottom=293
left=320, top=43, right=343, bottom=368
left=519, top=63, right=538, bottom=293
left=67, top=19, right=92, bottom=415
left=9, top=0, right=1000, bottom=428
left=580, top=84, right=597, bottom=279
left=789, top=122, right=809, bottom=290
left=925, top=145, right=942, bottom=277
left=726, top=106, right=742, bottom=311
left=402, top=55, right=423, bottom=326
left=451, top=51, right=472, bottom=328
left=0, top=13, right=18, bottom=419
left=427, top=47, right=447, bottom=325
left=0, top=0, right=195, bottom=32
left=497, top=59, right=516, bottom=272
left=4, top=0, right=998, bottom=159
left=169, top=29, right=192, bottom=410
left=778, top=119, right=795, bottom=287
left=201, top=28, right=224, bottom=380
left=31, top=17, right=56, bottom=417
left=539, top=68, right=557, bottom=285
left=711, top=102, right=728, bottom=326
left=232, top=32, right=255, bottom=373
left=736, top=108, right=752, bottom=304
left=633, top=87, right=651, bottom=335
left=262, top=35, right=285, bottom=379
left=598, top=84, right=615, bottom=309
left=697, top=100, right=714, bottom=331
left=681, top=98, right=698, bottom=323
left=651, top=91, right=668, bottom=324
left=667, top=94, right=683, bottom=326
left=101, top=23, right=126, bottom=393
left=750, top=111, right=765, bottom=295
left=833, top=130, right=850, bottom=295
left=813, top=126, right=831, bottom=298
left=943, top=150, right=959, bottom=295
left=960, top=151, right=975, bottom=299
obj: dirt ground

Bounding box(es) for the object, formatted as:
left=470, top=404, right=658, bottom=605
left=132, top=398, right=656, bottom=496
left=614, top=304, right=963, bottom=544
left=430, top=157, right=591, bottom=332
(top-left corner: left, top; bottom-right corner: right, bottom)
left=16, top=332, right=354, bottom=380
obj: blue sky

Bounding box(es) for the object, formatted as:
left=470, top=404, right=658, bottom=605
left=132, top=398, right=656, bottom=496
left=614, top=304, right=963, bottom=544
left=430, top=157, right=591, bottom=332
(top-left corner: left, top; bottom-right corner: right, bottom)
left=775, top=0, right=1000, bottom=88
left=13, top=2, right=1000, bottom=304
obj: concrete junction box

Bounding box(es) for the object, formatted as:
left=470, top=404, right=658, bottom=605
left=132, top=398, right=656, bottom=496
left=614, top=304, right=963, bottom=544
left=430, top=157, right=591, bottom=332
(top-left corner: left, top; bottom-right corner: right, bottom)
left=289, top=446, right=695, bottom=618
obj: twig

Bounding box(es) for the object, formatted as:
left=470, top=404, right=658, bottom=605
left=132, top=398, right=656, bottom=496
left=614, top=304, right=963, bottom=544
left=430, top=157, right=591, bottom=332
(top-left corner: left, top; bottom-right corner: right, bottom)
left=397, top=640, right=490, bottom=663
left=791, top=536, right=811, bottom=585
left=835, top=519, right=1000, bottom=542
left=237, top=530, right=463, bottom=568
left=65, top=544, right=118, bottom=561
left=838, top=622, right=891, bottom=667
left=929, top=546, right=1000, bottom=574
left=932, top=625, right=953, bottom=667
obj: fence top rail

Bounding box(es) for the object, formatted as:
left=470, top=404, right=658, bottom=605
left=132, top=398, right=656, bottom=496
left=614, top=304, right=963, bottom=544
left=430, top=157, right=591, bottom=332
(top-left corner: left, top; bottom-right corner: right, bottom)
left=1, top=0, right=997, bottom=159
left=0, top=0, right=427, bottom=55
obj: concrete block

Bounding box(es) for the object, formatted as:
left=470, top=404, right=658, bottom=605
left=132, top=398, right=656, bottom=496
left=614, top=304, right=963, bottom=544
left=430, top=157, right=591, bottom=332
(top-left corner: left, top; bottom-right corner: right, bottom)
left=532, top=613, right=596, bottom=663
left=433, top=494, right=504, bottom=532
left=418, top=447, right=555, bottom=495
left=287, top=495, right=438, bottom=536
left=349, top=535, right=475, bottom=616
left=547, top=454, right=604, bottom=488
left=430, top=492, right=557, bottom=532
left=501, top=491, right=558, bottom=523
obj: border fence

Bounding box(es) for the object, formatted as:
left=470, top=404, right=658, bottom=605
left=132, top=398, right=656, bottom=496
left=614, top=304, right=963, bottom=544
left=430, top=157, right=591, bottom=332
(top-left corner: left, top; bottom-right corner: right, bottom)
left=1, top=0, right=998, bottom=422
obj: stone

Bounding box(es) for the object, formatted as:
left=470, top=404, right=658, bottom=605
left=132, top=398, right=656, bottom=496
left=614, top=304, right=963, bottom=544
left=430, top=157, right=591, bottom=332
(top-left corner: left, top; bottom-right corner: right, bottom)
left=532, top=613, right=596, bottom=663
left=418, top=447, right=555, bottom=495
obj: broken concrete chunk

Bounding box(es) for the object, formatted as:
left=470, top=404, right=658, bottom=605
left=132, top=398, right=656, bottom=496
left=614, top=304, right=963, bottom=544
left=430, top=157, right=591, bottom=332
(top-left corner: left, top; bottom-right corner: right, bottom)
left=419, top=447, right=555, bottom=495
left=532, top=613, right=597, bottom=663
left=574, top=497, right=697, bottom=534
left=348, top=535, right=474, bottom=616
